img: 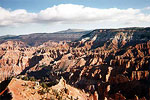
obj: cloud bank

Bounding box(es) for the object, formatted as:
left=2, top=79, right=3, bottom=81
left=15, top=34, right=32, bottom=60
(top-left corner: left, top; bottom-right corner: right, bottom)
left=0, top=4, right=150, bottom=27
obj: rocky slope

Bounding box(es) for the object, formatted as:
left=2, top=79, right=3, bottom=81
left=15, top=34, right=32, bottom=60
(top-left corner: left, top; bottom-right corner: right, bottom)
left=73, top=27, right=150, bottom=49
left=0, top=27, right=150, bottom=100
left=0, top=77, right=92, bottom=100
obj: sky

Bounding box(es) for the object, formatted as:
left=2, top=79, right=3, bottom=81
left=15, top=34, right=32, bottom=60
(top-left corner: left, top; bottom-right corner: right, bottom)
left=0, top=0, right=150, bottom=36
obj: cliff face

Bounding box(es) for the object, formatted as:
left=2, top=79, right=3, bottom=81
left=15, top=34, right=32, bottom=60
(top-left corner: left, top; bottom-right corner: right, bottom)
left=73, top=27, right=150, bottom=49
left=0, top=40, right=69, bottom=81
left=0, top=41, right=28, bottom=80
left=0, top=27, right=150, bottom=100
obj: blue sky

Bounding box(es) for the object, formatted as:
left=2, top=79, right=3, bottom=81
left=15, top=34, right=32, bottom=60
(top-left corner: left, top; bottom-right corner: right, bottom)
left=1, top=0, right=150, bottom=11
left=0, top=0, right=150, bottom=36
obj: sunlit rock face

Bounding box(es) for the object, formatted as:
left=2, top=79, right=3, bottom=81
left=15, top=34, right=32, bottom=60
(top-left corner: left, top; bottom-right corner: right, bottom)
left=2, top=78, right=90, bottom=100
left=0, top=27, right=150, bottom=100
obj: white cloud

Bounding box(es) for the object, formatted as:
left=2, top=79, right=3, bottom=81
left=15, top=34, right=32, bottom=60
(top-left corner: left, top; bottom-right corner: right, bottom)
left=38, top=5, right=141, bottom=24
left=0, top=7, right=37, bottom=26
left=0, top=4, right=150, bottom=27
left=144, top=6, right=150, bottom=10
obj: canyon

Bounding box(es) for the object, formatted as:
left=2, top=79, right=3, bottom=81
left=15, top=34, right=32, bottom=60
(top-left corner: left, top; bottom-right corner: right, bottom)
left=0, top=27, right=150, bottom=100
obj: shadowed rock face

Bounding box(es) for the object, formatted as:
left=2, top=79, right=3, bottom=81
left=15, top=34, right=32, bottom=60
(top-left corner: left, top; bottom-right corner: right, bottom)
left=71, top=27, right=150, bottom=49
left=0, top=27, right=150, bottom=100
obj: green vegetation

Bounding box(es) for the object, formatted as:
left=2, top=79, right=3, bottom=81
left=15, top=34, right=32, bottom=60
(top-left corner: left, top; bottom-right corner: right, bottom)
left=22, top=76, right=36, bottom=81
left=39, top=64, right=47, bottom=68
left=22, top=76, right=29, bottom=81
left=38, top=89, right=46, bottom=95
left=52, top=89, right=63, bottom=100
left=47, top=81, right=57, bottom=87
left=29, top=76, right=36, bottom=81
left=40, top=82, right=48, bottom=88
left=59, top=67, right=66, bottom=72
left=52, top=89, right=59, bottom=96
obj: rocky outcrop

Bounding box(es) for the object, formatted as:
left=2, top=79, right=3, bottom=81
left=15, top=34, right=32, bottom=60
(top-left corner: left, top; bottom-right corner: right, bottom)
left=2, top=78, right=90, bottom=100
left=0, top=27, right=150, bottom=100
left=52, top=77, right=90, bottom=100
